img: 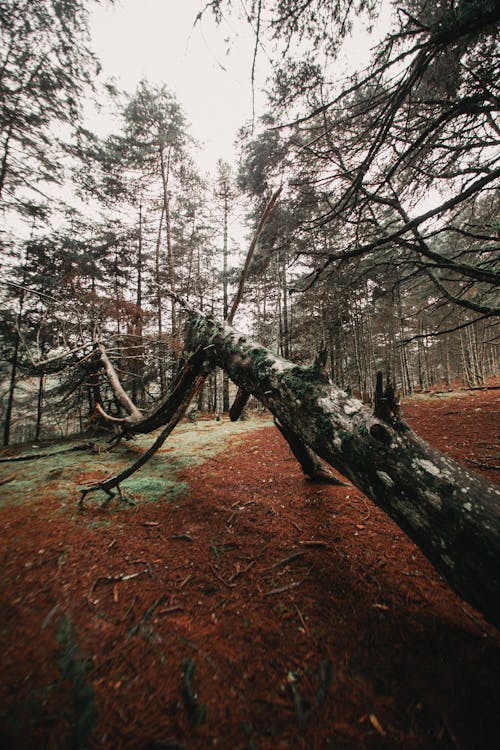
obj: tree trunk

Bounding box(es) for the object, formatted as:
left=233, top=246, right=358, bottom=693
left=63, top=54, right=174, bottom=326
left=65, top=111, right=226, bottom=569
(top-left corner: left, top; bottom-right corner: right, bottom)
left=180, top=312, right=500, bottom=628
left=0, top=119, right=14, bottom=201
left=222, top=189, right=230, bottom=412
left=131, top=202, right=145, bottom=406
left=3, top=331, right=20, bottom=446
left=4, top=242, right=29, bottom=446
left=159, top=145, right=177, bottom=341
left=35, top=370, right=45, bottom=441
left=154, top=206, right=166, bottom=393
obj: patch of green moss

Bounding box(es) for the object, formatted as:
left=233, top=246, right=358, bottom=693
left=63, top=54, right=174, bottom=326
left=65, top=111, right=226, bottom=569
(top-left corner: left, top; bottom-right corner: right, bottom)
left=248, top=347, right=273, bottom=369
left=316, top=413, right=334, bottom=441
left=283, top=365, right=318, bottom=401
left=0, top=418, right=272, bottom=514
left=125, top=476, right=188, bottom=503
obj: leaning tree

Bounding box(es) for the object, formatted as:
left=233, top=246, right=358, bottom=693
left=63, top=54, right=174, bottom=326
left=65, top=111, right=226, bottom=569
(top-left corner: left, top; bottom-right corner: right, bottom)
left=71, top=194, right=500, bottom=632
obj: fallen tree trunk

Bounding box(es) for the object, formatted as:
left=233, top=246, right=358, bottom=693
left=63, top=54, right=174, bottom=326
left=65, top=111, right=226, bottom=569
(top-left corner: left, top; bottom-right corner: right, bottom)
left=81, top=306, right=500, bottom=628
left=181, top=312, right=500, bottom=628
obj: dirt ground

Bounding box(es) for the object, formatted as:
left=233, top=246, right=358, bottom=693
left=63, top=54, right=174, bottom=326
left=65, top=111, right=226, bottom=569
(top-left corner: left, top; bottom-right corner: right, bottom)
left=0, top=389, right=499, bottom=750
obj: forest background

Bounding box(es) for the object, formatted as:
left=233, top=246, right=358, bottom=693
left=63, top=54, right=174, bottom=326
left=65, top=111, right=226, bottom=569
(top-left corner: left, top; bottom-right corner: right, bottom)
left=1, top=0, right=499, bottom=446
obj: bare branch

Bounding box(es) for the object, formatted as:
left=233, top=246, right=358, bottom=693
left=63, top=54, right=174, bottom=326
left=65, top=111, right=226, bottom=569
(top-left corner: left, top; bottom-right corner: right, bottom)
left=226, top=185, right=282, bottom=324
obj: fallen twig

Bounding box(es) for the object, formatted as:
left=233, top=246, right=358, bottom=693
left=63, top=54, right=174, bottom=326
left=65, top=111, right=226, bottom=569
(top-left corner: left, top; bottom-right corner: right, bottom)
left=127, top=596, right=168, bottom=639
left=272, top=552, right=306, bottom=569
left=0, top=473, right=16, bottom=486
left=264, top=566, right=314, bottom=596
left=157, top=605, right=184, bottom=616
left=210, top=593, right=233, bottom=613
left=294, top=604, right=309, bottom=635
left=87, top=570, right=147, bottom=605
left=228, top=560, right=255, bottom=582
left=172, top=533, right=194, bottom=542
left=0, top=443, right=93, bottom=463
left=40, top=603, right=62, bottom=632
left=210, top=564, right=236, bottom=589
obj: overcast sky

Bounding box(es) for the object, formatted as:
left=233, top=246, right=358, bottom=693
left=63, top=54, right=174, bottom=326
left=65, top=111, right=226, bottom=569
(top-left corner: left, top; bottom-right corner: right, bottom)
left=87, top=1, right=392, bottom=176
left=88, top=0, right=268, bottom=174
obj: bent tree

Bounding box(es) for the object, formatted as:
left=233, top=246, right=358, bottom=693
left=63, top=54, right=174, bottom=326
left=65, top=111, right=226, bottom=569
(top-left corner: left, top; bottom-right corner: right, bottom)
left=81, top=301, right=500, bottom=631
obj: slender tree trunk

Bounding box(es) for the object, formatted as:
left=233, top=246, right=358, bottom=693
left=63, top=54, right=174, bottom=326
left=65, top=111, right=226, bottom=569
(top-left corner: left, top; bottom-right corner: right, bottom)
left=222, top=189, right=230, bottom=411
left=112, top=245, right=120, bottom=334
left=185, top=211, right=197, bottom=302
left=155, top=206, right=166, bottom=393
left=444, top=337, right=452, bottom=389
left=35, top=371, right=45, bottom=441
left=459, top=317, right=475, bottom=387
left=350, top=303, right=363, bottom=395
left=0, top=120, right=14, bottom=201
left=87, top=368, right=103, bottom=417
left=395, top=286, right=411, bottom=395
left=280, top=253, right=290, bottom=359
left=159, top=146, right=177, bottom=341
left=3, top=241, right=30, bottom=446
left=131, top=202, right=145, bottom=405
left=3, top=332, right=20, bottom=446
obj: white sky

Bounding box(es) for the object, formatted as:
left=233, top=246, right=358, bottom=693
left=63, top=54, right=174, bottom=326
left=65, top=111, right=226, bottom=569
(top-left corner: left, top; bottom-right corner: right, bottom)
left=87, top=1, right=393, bottom=175
left=88, top=0, right=268, bottom=174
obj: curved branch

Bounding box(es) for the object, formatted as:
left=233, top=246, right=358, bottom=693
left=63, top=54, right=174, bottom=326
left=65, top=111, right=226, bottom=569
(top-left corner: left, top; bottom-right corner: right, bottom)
left=96, top=342, right=143, bottom=422
left=79, top=365, right=207, bottom=506
left=94, top=402, right=129, bottom=424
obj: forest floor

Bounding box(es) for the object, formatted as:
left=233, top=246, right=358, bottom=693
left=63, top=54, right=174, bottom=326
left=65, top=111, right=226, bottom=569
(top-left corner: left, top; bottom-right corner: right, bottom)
left=0, top=389, right=499, bottom=750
